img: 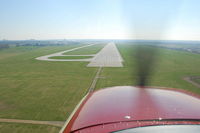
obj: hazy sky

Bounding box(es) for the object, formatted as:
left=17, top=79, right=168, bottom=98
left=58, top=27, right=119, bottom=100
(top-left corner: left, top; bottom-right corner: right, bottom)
left=0, top=0, right=200, bottom=40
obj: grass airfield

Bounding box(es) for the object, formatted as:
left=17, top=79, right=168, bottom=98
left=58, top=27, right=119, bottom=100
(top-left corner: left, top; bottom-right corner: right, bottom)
left=0, top=42, right=200, bottom=133
left=0, top=123, right=60, bottom=133
left=96, top=44, right=200, bottom=94
left=0, top=44, right=100, bottom=132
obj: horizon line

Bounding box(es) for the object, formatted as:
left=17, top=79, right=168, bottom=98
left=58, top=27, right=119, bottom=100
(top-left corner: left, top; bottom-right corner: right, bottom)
left=1, top=39, right=200, bottom=42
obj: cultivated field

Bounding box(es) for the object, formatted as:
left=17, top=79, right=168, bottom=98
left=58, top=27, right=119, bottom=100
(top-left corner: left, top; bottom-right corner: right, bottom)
left=0, top=42, right=200, bottom=133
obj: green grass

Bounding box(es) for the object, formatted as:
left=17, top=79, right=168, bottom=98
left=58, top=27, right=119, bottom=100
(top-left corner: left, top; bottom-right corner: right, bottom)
left=63, top=44, right=105, bottom=55
left=0, top=123, right=60, bottom=133
left=0, top=45, right=99, bottom=132
left=193, top=78, right=200, bottom=84
left=49, top=56, right=93, bottom=59
left=96, top=44, right=200, bottom=94
left=1, top=43, right=200, bottom=132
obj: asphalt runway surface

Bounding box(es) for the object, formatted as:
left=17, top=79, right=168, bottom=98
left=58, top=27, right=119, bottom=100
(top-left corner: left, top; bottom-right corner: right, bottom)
left=36, top=42, right=123, bottom=67
left=87, top=42, right=123, bottom=67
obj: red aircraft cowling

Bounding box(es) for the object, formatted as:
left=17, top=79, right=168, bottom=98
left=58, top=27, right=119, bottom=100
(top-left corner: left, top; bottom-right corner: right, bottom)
left=60, top=86, right=200, bottom=133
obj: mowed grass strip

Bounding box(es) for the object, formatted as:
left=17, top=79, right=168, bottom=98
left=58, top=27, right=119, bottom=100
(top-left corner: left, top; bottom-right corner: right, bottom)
left=0, top=123, right=60, bottom=133
left=49, top=56, right=93, bottom=59
left=96, top=43, right=200, bottom=94
left=63, top=44, right=105, bottom=55
left=0, top=45, right=98, bottom=122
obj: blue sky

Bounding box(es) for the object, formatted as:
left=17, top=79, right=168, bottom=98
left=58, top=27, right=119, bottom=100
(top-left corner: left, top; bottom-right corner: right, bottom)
left=0, top=0, right=200, bottom=40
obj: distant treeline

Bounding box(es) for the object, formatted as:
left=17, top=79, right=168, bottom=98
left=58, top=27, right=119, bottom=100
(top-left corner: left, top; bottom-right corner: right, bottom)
left=15, top=43, right=65, bottom=47
left=0, top=40, right=82, bottom=47
left=157, top=45, right=200, bottom=54
left=0, top=44, right=9, bottom=50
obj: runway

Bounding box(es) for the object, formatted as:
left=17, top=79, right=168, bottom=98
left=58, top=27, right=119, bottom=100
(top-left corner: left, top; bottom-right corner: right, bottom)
left=87, top=42, right=123, bottom=67
left=36, top=42, right=123, bottom=67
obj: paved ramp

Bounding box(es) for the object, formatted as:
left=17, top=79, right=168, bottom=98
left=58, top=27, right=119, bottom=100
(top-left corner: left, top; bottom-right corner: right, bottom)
left=87, top=43, right=123, bottom=67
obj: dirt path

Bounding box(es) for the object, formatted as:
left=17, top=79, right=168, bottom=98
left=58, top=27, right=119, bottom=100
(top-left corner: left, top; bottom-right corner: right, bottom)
left=0, top=118, right=64, bottom=127
left=183, top=76, right=200, bottom=88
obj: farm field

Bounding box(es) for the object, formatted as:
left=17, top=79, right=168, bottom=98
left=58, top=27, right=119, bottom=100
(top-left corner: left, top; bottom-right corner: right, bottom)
left=0, top=42, right=200, bottom=133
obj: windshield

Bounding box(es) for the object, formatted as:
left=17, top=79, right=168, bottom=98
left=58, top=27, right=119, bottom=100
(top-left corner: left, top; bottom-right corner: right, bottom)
left=1, top=0, right=200, bottom=133
left=113, top=125, right=200, bottom=133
